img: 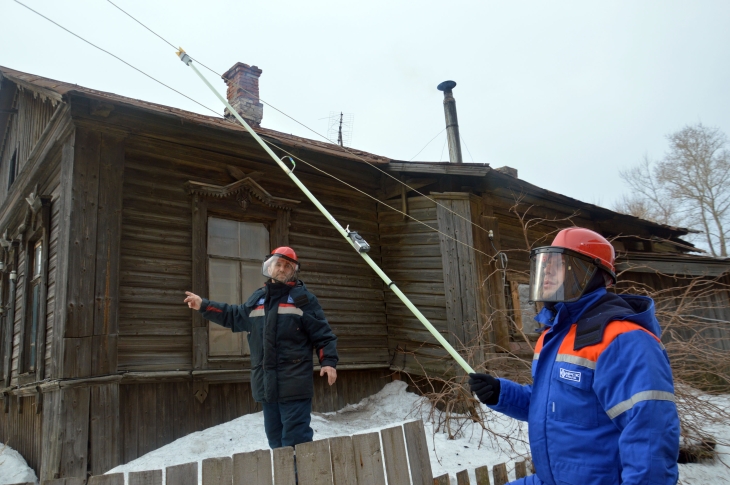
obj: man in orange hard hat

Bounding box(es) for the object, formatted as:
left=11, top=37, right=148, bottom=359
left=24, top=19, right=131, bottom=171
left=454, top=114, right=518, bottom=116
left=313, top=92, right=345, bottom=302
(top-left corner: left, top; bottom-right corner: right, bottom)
left=469, top=228, right=679, bottom=485
left=185, top=246, right=338, bottom=449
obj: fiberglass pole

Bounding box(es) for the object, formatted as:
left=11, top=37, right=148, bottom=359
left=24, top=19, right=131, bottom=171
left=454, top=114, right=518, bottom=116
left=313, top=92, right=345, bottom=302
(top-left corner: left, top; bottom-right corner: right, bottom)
left=177, top=49, right=475, bottom=375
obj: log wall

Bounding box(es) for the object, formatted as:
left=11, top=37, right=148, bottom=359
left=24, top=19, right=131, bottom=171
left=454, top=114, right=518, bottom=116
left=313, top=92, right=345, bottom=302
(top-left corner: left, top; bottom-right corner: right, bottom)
left=379, top=196, right=451, bottom=376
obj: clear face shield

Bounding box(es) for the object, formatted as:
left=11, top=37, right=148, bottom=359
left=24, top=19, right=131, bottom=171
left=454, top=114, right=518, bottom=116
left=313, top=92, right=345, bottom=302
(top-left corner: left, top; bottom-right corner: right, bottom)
left=262, top=254, right=300, bottom=284
left=529, top=248, right=598, bottom=303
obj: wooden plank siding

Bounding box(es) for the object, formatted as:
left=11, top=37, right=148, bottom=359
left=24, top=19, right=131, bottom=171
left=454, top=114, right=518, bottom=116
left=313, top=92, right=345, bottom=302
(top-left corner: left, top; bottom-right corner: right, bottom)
left=379, top=196, right=452, bottom=377
left=0, top=394, right=42, bottom=474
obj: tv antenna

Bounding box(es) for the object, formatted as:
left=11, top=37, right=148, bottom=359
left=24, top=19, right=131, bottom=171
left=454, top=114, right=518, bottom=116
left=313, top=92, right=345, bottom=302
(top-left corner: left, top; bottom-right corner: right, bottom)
left=327, top=112, right=354, bottom=147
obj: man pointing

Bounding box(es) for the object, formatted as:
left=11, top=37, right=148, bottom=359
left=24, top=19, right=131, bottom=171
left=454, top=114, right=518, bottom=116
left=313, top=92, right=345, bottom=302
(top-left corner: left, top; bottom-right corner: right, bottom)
left=185, top=246, right=338, bottom=449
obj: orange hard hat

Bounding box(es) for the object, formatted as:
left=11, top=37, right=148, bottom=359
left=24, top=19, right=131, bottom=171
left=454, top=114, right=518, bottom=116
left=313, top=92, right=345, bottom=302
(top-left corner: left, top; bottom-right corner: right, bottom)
left=551, top=228, right=616, bottom=281
left=271, top=246, right=298, bottom=264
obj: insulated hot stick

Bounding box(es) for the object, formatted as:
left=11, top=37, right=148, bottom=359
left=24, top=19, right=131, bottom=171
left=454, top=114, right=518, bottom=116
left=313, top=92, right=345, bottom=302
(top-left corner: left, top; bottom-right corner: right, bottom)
left=177, top=48, right=475, bottom=375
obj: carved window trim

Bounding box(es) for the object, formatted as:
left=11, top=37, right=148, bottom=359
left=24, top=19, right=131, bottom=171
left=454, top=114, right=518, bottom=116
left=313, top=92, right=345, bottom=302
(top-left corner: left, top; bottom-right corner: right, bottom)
left=186, top=176, right=299, bottom=370
left=12, top=191, right=51, bottom=385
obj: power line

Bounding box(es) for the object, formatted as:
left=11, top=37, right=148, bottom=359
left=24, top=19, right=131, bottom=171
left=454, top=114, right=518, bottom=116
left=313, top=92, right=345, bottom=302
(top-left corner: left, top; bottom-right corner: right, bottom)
left=99, top=0, right=494, bottom=238
left=265, top=140, right=497, bottom=261
left=13, top=0, right=498, bottom=263
left=12, top=0, right=221, bottom=118
left=105, top=0, right=223, bottom=78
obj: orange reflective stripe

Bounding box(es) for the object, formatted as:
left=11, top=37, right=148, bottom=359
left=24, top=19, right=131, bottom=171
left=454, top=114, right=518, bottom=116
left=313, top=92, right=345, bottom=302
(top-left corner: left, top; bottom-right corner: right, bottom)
left=534, top=329, right=549, bottom=354
left=557, top=320, right=659, bottom=364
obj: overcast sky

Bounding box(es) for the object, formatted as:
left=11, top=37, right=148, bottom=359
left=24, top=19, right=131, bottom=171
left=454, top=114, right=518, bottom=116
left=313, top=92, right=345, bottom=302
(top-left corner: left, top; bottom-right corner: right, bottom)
left=2, top=0, right=729, bottom=210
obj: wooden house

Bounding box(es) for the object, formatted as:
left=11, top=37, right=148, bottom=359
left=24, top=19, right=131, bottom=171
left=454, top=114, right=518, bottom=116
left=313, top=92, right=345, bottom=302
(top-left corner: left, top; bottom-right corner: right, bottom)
left=0, top=63, right=727, bottom=482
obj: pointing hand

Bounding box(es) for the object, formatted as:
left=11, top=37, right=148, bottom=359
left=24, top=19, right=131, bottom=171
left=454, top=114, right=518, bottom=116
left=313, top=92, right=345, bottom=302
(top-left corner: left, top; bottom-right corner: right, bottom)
left=184, top=291, right=202, bottom=311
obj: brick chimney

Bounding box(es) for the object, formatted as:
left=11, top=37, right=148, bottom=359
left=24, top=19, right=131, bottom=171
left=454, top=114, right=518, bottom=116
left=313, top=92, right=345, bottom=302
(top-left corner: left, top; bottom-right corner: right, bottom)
left=222, top=62, right=263, bottom=127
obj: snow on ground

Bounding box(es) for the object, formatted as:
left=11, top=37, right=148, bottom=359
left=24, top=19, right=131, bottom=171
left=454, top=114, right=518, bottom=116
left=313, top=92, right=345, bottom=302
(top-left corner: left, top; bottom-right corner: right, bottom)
left=0, top=443, right=38, bottom=485
left=101, top=381, right=728, bottom=484
left=676, top=393, right=730, bottom=485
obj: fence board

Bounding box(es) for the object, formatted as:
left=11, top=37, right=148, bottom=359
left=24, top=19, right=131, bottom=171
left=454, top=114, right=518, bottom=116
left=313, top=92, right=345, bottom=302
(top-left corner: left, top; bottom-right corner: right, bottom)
left=474, top=466, right=490, bottom=485
left=166, top=462, right=198, bottom=485
left=233, top=449, right=272, bottom=485
left=129, top=470, right=163, bottom=485
left=515, top=461, right=527, bottom=479
left=202, top=457, right=232, bottom=485
left=273, top=446, right=296, bottom=485
left=456, top=470, right=471, bottom=485
left=296, top=439, right=333, bottom=485
left=329, top=436, right=357, bottom=485
left=404, top=420, right=433, bottom=485
left=492, top=464, right=508, bottom=485
left=352, top=432, right=386, bottom=485
left=381, top=426, right=410, bottom=485
left=433, top=474, right=451, bottom=485
left=88, top=474, right=124, bottom=485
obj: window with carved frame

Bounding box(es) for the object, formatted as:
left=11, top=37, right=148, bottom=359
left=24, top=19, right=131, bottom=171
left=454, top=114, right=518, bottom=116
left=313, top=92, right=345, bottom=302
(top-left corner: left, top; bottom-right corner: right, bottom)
left=18, top=194, right=50, bottom=381
left=186, top=176, right=299, bottom=370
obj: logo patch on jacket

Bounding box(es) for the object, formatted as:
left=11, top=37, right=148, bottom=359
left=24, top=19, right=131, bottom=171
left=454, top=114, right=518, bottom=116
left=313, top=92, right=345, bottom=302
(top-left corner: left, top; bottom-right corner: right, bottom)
left=559, top=368, right=581, bottom=383
left=287, top=295, right=295, bottom=304
left=256, top=298, right=265, bottom=305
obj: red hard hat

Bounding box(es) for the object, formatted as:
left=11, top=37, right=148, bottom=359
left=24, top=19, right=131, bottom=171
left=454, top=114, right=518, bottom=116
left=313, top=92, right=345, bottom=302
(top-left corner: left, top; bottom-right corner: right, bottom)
left=271, top=246, right=298, bottom=263
left=551, top=228, right=616, bottom=280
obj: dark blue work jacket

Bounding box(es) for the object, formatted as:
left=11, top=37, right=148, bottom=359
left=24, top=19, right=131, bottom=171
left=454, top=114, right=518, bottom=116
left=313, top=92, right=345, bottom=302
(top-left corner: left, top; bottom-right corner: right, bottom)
left=199, top=280, right=338, bottom=403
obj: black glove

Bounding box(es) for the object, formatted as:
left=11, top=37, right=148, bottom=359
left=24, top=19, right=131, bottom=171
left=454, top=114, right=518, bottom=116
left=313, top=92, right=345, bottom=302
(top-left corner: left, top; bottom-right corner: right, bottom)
left=469, top=373, right=501, bottom=405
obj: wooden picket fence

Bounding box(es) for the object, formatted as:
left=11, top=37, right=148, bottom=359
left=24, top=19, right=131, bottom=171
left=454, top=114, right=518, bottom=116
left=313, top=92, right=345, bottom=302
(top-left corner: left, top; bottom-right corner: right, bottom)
left=34, top=419, right=531, bottom=485
left=433, top=458, right=533, bottom=485
left=72, top=420, right=432, bottom=485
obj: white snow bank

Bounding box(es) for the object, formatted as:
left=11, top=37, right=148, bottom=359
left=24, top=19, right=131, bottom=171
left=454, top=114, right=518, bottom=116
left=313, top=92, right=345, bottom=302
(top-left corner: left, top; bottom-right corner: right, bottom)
left=0, top=443, right=38, bottom=485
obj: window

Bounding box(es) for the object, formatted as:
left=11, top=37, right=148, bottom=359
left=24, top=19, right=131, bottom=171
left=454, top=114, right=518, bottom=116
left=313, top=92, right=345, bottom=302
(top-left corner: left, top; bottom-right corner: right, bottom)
left=207, top=217, right=269, bottom=357
left=7, top=150, right=17, bottom=190
left=23, top=240, right=42, bottom=373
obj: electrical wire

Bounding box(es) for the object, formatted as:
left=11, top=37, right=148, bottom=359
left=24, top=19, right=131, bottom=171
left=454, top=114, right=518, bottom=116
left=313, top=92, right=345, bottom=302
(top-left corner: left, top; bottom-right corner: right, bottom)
left=100, top=0, right=497, bottom=241
left=105, top=0, right=223, bottom=78
left=264, top=139, right=498, bottom=260
left=13, top=0, right=498, bottom=263
left=12, top=0, right=222, bottom=119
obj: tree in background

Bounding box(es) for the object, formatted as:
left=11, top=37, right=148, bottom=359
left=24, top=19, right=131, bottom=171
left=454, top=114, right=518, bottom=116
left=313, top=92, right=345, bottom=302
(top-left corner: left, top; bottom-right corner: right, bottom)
left=616, top=123, right=730, bottom=257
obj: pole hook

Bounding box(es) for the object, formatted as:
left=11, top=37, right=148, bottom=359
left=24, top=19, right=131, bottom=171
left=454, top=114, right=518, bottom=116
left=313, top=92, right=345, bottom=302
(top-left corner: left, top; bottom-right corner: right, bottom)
left=282, top=156, right=296, bottom=174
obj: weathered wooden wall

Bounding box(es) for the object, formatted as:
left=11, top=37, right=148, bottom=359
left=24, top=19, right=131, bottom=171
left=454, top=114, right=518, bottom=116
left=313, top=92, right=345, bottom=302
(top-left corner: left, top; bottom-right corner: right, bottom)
left=0, top=394, right=42, bottom=474
left=0, top=88, right=57, bottom=203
